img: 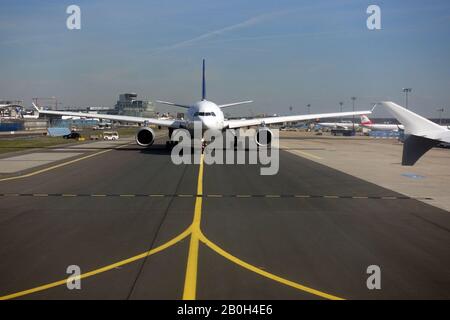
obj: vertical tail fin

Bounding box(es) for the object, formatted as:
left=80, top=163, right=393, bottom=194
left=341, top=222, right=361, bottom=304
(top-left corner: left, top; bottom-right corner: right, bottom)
left=202, top=59, right=206, bottom=101
left=360, top=115, right=372, bottom=125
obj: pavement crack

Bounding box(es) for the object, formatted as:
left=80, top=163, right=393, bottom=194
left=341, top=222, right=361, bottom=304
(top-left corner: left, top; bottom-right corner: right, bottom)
left=125, top=163, right=190, bottom=300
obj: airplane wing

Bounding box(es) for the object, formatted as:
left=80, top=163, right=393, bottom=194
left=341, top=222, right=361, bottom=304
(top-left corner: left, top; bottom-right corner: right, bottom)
left=380, top=101, right=450, bottom=165
left=224, top=110, right=371, bottom=129
left=33, top=103, right=184, bottom=128
left=219, top=101, right=253, bottom=108
left=155, top=100, right=191, bottom=109
left=380, top=101, right=449, bottom=141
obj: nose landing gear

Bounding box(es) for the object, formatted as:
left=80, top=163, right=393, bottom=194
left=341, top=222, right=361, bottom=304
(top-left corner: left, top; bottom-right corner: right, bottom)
left=201, top=140, right=206, bottom=153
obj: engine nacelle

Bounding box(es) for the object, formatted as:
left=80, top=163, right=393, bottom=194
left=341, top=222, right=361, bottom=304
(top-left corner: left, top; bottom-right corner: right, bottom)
left=255, top=127, right=273, bottom=147
left=135, top=127, right=155, bottom=147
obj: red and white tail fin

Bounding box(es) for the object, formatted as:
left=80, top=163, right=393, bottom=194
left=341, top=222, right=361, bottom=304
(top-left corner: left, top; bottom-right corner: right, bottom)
left=360, top=115, right=372, bottom=125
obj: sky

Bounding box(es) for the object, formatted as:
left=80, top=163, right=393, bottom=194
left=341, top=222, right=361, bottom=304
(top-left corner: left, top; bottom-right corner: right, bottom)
left=0, top=0, right=449, bottom=117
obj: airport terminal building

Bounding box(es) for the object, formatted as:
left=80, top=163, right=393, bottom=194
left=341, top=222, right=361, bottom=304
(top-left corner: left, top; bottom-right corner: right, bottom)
left=115, top=93, right=155, bottom=118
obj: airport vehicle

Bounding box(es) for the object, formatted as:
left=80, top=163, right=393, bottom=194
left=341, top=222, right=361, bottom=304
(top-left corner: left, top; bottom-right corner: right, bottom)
left=103, top=131, right=119, bottom=141
left=331, top=128, right=354, bottom=136
left=63, top=131, right=81, bottom=139
left=93, top=123, right=112, bottom=130
left=33, top=60, right=372, bottom=148
left=380, top=101, right=450, bottom=165
left=360, top=115, right=404, bottom=131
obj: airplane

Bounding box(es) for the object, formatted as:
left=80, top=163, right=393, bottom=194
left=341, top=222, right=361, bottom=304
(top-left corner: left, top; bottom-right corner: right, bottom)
left=317, top=120, right=359, bottom=130
left=379, top=101, right=450, bottom=165
left=33, top=59, right=372, bottom=148
left=360, top=115, right=404, bottom=131
left=360, top=113, right=449, bottom=132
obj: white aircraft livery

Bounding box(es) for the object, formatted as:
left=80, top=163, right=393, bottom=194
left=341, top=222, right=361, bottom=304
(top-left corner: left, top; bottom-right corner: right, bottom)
left=34, top=59, right=372, bottom=147
left=360, top=115, right=404, bottom=131
left=380, top=101, right=450, bottom=165
left=318, top=120, right=359, bottom=130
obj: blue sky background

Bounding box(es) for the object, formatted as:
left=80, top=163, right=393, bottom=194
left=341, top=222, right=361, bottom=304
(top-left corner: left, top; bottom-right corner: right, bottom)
left=0, top=0, right=449, bottom=117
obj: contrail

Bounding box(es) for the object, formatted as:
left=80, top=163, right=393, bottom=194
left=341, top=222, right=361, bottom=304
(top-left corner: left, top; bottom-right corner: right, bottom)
left=150, top=10, right=291, bottom=53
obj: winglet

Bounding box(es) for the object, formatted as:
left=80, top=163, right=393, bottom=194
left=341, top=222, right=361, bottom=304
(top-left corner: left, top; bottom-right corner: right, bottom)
left=380, top=101, right=443, bottom=135
left=381, top=101, right=448, bottom=165
left=401, top=135, right=439, bottom=165
left=32, top=102, right=40, bottom=112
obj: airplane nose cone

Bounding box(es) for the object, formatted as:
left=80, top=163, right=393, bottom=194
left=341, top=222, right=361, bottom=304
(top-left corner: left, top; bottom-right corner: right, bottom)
left=202, top=118, right=217, bottom=130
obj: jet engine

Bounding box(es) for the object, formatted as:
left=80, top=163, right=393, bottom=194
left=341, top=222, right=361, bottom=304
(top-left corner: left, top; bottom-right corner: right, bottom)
left=135, top=127, right=155, bottom=147
left=255, top=127, right=273, bottom=147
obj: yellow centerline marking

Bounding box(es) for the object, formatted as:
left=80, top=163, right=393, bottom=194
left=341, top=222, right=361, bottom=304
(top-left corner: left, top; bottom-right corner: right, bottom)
left=0, top=226, right=192, bottom=300
left=295, top=150, right=323, bottom=160
left=181, top=153, right=344, bottom=300
left=1, top=145, right=345, bottom=300
left=199, top=231, right=344, bottom=300
left=182, top=154, right=204, bottom=300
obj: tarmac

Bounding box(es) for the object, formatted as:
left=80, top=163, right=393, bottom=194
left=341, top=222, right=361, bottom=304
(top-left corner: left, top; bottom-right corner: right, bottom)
left=0, top=133, right=449, bottom=299
left=280, top=132, right=450, bottom=211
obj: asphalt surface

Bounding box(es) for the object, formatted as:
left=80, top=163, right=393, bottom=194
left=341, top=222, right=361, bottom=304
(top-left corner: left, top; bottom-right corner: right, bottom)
left=0, top=138, right=449, bottom=299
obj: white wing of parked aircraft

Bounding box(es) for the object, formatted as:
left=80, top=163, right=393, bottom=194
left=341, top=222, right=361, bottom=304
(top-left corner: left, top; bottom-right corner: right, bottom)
left=225, top=111, right=367, bottom=129
left=380, top=101, right=450, bottom=165
left=34, top=59, right=372, bottom=147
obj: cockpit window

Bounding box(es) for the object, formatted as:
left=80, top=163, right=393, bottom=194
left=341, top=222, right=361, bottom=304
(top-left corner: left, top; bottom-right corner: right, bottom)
left=195, top=112, right=215, bottom=117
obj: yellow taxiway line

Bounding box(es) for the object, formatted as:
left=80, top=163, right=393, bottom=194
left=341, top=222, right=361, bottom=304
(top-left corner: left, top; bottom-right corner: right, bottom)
left=182, top=154, right=204, bottom=300
left=0, top=226, right=192, bottom=300
left=294, top=150, right=323, bottom=160
left=199, top=231, right=344, bottom=300
left=0, top=147, right=345, bottom=300
left=0, top=142, right=131, bottom=183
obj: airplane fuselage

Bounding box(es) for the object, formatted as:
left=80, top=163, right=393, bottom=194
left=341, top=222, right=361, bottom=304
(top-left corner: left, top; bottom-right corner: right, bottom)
left=361, top=123, right=404, bottom=131
left=318, top=122, right=360, bottom=129
left=185, top=100, right=225, bottom=131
